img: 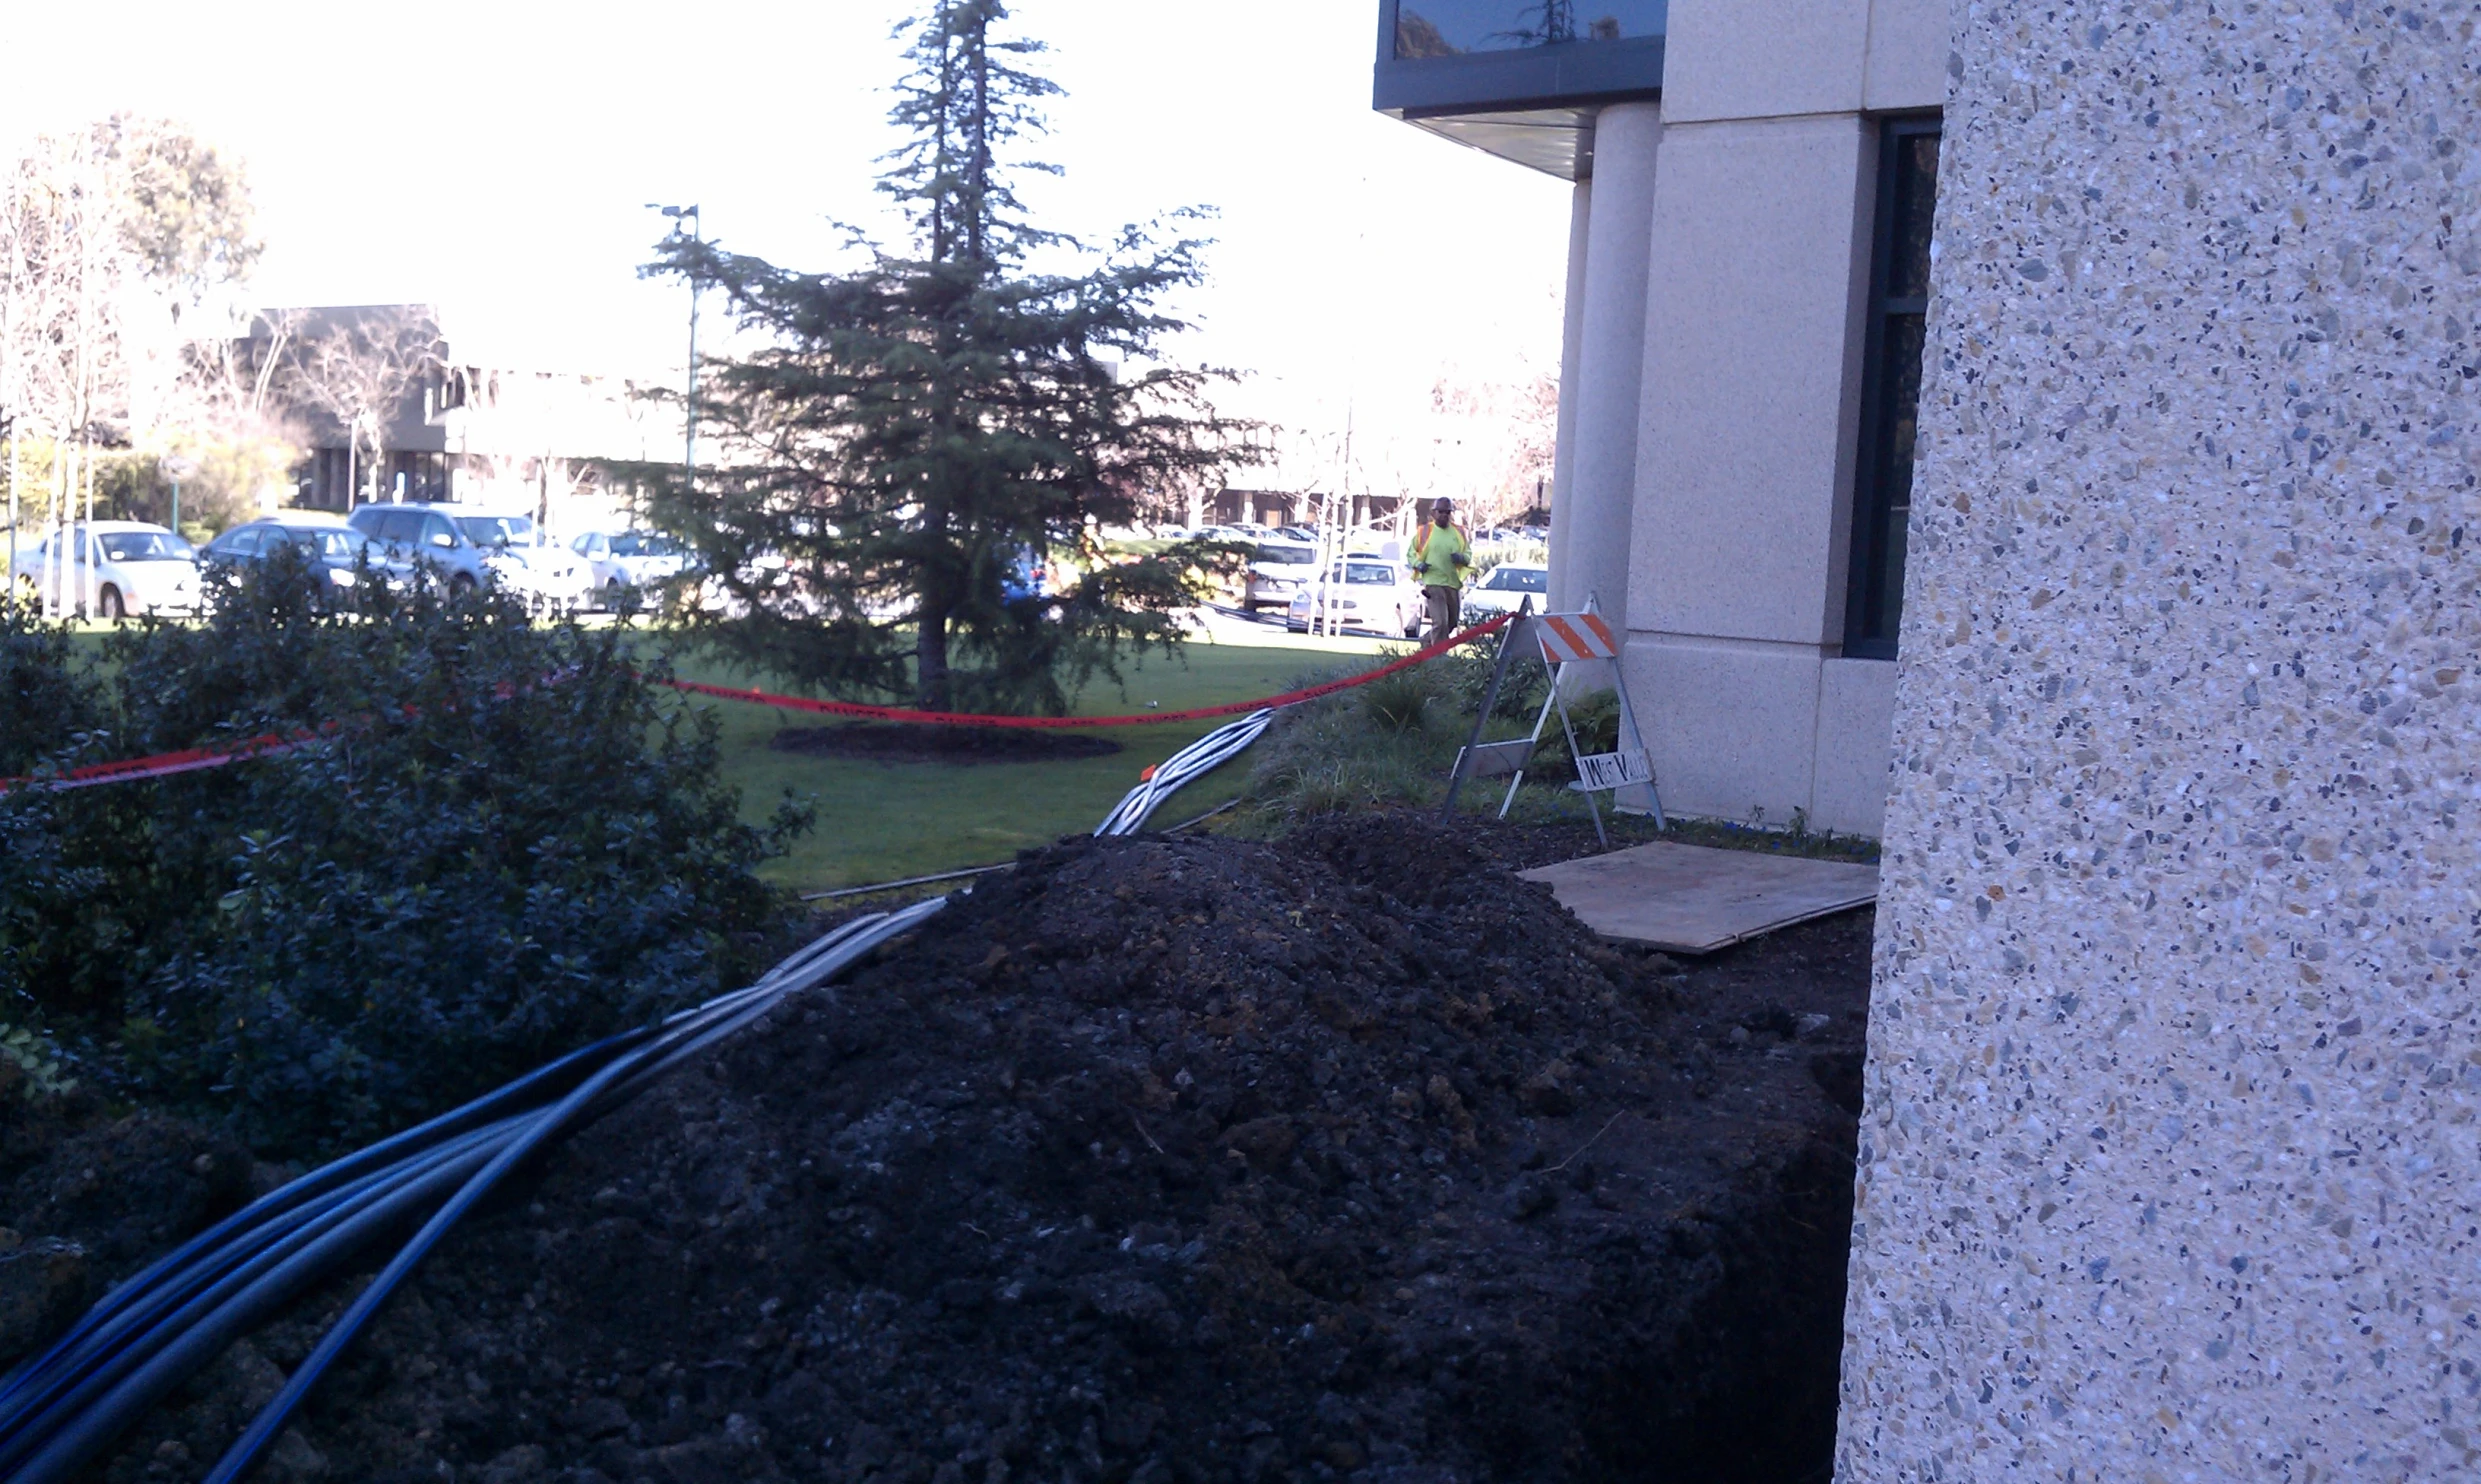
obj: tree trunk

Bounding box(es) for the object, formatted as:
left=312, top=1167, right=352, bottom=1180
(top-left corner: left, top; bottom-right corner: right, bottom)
left=916, top=605, right=951, bottom=711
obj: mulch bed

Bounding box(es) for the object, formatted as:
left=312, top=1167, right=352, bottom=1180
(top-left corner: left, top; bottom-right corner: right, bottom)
left=13, top=814, right=1874, bottom=1484
left=771, top=724, right=1124, bottom=765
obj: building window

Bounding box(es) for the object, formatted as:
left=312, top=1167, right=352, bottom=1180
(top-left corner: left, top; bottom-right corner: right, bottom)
left=1395, top=1, right=1669, bottom=57
left=1844, top=116, right=1941, bottom=659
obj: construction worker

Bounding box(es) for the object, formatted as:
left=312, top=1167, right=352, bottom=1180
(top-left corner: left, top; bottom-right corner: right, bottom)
left=1407, top=497, right=1472, bottom=644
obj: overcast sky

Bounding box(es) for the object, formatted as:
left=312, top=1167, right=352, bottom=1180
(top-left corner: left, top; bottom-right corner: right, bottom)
left=2, top=0, right=1572, bottom=442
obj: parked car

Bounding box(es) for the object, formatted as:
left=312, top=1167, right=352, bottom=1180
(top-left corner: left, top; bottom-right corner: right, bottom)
left=1242, top=539, right=1321, bottom=613
left=1462, top=561, right=1548, bottom=619
left=9, top=521, right=200, bottom=619
left=347, top=503, right=594, bottom=610
left=1001, top=547, right=1051, bottom=603
left=202, top=517, right=405, bottom=596
left=570, top=529, right=690, bottom=603
left=1275, top=525, right=1318, bottom=542
left=1284, top=557, right=1425, bottom=637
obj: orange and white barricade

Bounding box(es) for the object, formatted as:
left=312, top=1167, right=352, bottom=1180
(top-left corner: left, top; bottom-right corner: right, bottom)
left=1444, top=598, right=1662, bottom=846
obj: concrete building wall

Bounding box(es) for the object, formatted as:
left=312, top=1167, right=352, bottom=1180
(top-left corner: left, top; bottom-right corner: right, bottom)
left=1860, top=0, right=1949, bottom=113
left=1661, top=0, right=1870, bottom=123
left=1557, top=103, right=1663, bottom=618
left=1546, top=179, right=1593, bottom=609
left=1836, top=4, right=2481, bottom=1477
left=1606, top=0, right=1940, bottom=837
left=1628, top=115, right=1871, bottom=648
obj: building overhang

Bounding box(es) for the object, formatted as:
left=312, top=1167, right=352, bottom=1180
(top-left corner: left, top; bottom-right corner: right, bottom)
left=1372, top=1, right=1666, bottom=180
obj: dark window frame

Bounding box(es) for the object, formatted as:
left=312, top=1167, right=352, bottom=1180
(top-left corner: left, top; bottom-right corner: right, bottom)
left=1843, top=113, right=1943, bottom=660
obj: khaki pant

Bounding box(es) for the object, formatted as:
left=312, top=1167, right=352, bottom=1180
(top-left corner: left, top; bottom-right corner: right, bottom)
left=1424, top=584, right=1461, bottom=645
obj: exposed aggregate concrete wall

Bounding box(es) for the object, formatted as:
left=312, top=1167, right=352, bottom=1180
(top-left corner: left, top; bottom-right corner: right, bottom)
left=1838, top=3, right=2481, bottom=1480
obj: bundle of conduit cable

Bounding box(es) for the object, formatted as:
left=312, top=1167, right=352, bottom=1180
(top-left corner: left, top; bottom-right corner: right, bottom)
left=0, top=715, right=1265, bottom=1483
left=0, top=897, right=947, bottom=1484
left=1092, top=709, right=1274, bottom=838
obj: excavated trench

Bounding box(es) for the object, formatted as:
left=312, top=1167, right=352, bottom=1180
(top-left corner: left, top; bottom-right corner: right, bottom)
left=8, top=815, right=1872, bottom=1484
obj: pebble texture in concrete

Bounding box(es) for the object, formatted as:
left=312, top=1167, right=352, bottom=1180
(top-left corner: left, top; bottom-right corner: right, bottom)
left=1838, top=3, right=2481, bottom=1480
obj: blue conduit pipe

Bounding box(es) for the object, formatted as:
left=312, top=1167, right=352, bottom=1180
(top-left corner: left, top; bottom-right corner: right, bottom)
left=0, top=715, right=1272, bottom=1483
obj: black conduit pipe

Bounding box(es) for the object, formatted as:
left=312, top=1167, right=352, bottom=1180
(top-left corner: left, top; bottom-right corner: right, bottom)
left=0, top=727, right=1263, bottom=1483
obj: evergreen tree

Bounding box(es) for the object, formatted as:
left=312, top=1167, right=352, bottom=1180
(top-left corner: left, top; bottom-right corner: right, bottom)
left=648, top=0, right=1250, bottom=713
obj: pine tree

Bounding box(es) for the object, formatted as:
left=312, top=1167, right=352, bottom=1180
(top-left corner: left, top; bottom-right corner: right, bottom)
left=648, top=0, right=1250, bottom=714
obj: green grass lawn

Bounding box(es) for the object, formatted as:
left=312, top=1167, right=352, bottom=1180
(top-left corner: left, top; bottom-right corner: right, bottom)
left=41, top=607, right=1870, bottom=894
left=655, top=619, right=1396, bottom=894
left=38, top=610, right=1402, bottom=894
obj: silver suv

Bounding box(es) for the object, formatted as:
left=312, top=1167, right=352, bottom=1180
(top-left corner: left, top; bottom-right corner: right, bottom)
left=346, top=504, right=492, bottom=593
left=346, top=503, right=594, bottom=608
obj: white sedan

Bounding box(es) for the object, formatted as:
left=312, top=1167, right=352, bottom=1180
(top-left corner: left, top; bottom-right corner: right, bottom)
left=1284, top=557, right=1425, bottom=638
left=1462, top=561, right=1548, bottom=620
left=9, top=522, right=202, bottom=619
left=453, top=514, right=597, bottom=612
left=570, top=530, right=690, bottom=603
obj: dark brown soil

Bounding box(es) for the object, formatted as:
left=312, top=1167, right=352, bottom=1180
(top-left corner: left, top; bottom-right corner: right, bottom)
left=0, top=1102, right=258, bottom=1368
left=772, top=724, right=1124, bottom=765
left=20, top=815, right=1874, bottom=1484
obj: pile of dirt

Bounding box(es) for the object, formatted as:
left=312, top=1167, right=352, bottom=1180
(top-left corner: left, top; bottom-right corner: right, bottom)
left=0, top=1097, right=257, bottom=1369
left=771, top=724, right=1124, bottom=765
left=52, top=816, right=1873, bottom=1484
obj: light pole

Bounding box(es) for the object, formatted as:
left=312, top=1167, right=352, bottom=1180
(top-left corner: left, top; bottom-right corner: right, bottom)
left=162, top=454, right=197, bottom=537
left=648, top=203, right=702, bottom=495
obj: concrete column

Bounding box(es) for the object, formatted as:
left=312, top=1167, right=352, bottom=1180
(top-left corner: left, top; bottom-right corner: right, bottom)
left=1836, top=5, right=2481, bottom=1479
left=1553, top=101, right=1660, bottom=618
left=1544, top=176, right=1591, bottom=604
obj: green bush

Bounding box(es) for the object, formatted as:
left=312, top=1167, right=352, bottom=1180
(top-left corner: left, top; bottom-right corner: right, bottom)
left=1247, top=657, right=1460, bottom=820
left=1358, top=662, right=1438, bottom=734
left=0, top=557, right=811, bottom=1155
left=1523, top=688, right=1623, bottom=786
left=1437, top=630, right=1551, bottom=726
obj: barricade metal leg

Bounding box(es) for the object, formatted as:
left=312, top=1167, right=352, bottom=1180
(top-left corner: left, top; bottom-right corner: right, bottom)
left=1502, top=685, right=1559, bottom=819
left=1609, top=668, right=1664, bottom=829
left=1550, top=683, right=1608, bottom=850
left=1441, top=598, right=1532, bottom=819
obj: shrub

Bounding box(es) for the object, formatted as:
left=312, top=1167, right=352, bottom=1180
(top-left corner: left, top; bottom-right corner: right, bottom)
left=1247, top=659, right=1461, bottom=820
left=0, top=602, right=107, bottom=776
left=1358, top=661, right=1438, bottom=735
left=0, top=558, right=811, bottom=1155
left=1438, top=630, right=1551, bottom=726
left=1523, top=688, right=1623, bottom=786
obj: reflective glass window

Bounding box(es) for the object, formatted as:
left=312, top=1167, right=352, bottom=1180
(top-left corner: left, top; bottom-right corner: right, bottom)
left=456, top=515, right=536, bottom=547
left=98, top=531, right=195, bottom=562
left=1396, top=1, right=1668, bottom=57
left=1845, top=119, right=1942, bottom=658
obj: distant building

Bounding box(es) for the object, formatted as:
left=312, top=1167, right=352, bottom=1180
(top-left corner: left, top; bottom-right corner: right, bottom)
left=238, top=305, right=452, bottom=509
left=242, top=304, right=675, bottom=530
left=1210, top=489, right=1302, bottom=527
left=426, top=361, right=676, bottom=531
left=1374, top=0, right=1945, bottom=836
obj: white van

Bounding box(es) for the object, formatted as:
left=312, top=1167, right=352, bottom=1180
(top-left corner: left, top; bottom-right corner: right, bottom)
left=1241, top=538, right=1322, bottom=613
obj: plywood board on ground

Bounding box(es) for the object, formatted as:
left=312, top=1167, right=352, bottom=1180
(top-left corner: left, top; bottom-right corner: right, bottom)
left=1516, top=841, right=1879, bottom=955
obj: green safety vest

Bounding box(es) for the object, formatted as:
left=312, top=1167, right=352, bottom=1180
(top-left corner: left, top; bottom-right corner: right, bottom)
left=1409, top=523, right=1470, bottom=588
